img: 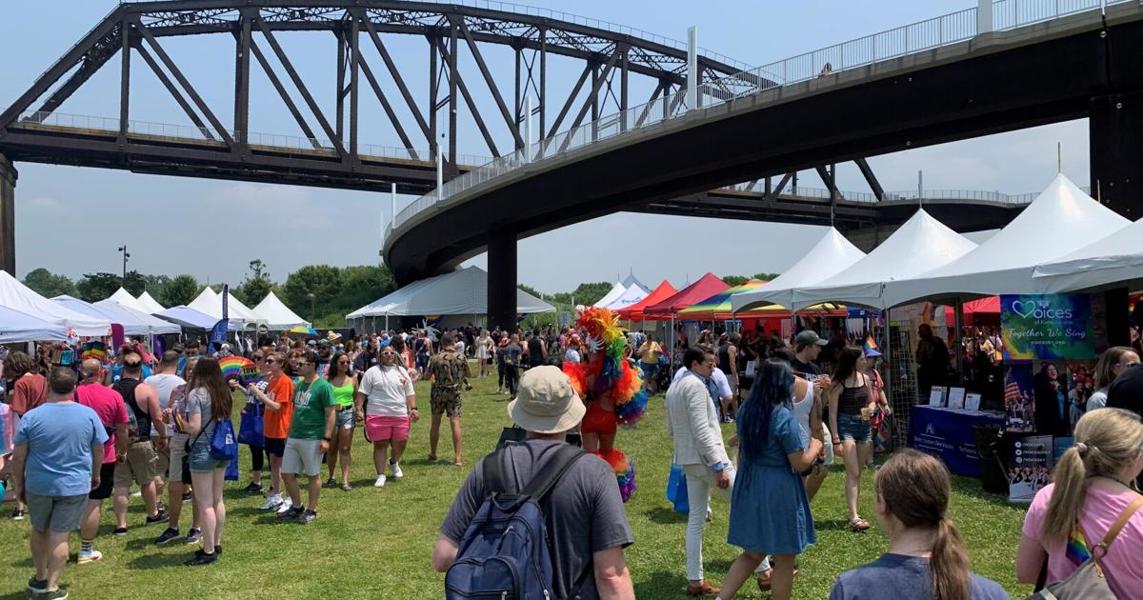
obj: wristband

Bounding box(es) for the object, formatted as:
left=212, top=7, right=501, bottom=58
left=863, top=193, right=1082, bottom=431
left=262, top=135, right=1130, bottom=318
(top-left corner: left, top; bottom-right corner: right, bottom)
left=711, top=461, right=726, bottom=473
left=322, top=436, right=331, bottom=442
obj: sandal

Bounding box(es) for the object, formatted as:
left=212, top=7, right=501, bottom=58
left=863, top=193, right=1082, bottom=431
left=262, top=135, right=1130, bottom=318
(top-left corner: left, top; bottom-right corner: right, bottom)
left=341, top=483, right=352, bottom=492
left=850, top=517, right=871, bottom=532
left=426, top=453, right=438, bottom=462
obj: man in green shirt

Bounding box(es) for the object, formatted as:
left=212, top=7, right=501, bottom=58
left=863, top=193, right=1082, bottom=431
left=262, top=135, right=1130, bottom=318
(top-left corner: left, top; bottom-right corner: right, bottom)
left=279, top=350, right=336, bottom=524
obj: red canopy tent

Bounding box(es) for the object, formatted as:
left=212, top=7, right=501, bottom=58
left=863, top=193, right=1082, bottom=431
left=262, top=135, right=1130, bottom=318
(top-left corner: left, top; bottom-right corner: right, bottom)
left=616, top=281, right=677, bottom=321
left=943, top=296, right=1000, bottom=326
left=643, top=273, right=729, bottom=320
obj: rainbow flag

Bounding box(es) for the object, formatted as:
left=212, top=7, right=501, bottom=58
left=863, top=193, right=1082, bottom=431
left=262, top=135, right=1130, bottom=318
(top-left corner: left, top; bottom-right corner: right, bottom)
left=80, top=341, right=109, bottom=363
left=1066, top=528, right=1092, bottom=566
left=864, top=336, right=881, bottom=357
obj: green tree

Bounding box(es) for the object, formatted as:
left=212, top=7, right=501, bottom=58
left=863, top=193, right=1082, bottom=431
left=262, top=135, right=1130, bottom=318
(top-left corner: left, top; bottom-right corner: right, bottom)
left=722, top=275, right=749, bottom=287
left=338, top=265, right=395, bottom=314
left=22, top=268, right=77, bottom=298
left=517, top=284, right=545, bottom=300
left=143, top=274, right=172, bottom=299
left=282, top=265, right=343, bottom=321
left=752, top=272, right=780, bottom=281
left=161, top=274, right=200, bottom=307
left=77, top=272, right=131, bottom=302
left=235, top=259, right=275, bottom=306
left=570, top=282, right=613, bottom=306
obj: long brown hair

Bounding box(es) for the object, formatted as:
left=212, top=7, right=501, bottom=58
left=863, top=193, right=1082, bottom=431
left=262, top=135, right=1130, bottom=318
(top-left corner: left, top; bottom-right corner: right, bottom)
left=875, top=449, right=970, bottom=600
left=1043, top=408, right=1143, bottom=540
left=191, top=358, right=233, bottom=421
left=1093, top=346, right=1140, bottom=390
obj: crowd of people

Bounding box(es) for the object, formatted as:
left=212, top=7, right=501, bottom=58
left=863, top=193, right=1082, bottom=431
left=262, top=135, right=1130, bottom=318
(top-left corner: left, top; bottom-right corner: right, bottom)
left=3, top=312, right=1143, bottom=599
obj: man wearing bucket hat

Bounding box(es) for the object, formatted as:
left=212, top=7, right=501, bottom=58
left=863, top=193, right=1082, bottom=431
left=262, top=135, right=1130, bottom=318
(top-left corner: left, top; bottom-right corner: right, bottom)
left=433, top=366, right=635, bottom=599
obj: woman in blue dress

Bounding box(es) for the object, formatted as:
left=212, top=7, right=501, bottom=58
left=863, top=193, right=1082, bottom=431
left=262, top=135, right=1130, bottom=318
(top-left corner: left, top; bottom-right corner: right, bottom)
left=720, top=358, right=823, bottom=600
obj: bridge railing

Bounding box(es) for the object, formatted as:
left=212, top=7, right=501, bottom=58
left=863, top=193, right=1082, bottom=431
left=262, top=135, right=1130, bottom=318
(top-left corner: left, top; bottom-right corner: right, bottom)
left=722, top=182, right=1085, bottom=206
left=394, top=0, right=1127, bottom=234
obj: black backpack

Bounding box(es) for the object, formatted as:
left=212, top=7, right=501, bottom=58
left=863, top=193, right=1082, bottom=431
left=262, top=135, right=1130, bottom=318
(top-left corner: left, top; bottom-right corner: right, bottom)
left=114, top=377, right=150, bottom=440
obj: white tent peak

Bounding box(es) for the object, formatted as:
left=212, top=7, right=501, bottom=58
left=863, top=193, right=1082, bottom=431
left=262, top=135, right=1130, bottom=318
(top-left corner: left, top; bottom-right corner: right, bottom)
left=732, top=227, right=865, bottom=313
left=620, top=270, right=648, bottom=293
left=187, top=286, right=263, bottom=325
left=107, top=287, right=147, bottom=312
left=0, top=271, right=111, bottom=336
left=136, top=290, right=166, bottom=314
left=593, top=282, right=626, bottom=308
left=253, top=291, right=311, bottom=330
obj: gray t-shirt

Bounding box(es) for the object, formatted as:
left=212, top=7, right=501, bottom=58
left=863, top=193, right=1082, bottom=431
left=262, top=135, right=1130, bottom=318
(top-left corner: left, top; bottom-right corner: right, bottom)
left=187, top=388, right=217, bottom=446
left=829, top=554, right=1007, bottom=600
left=440, top=439, right=634, bottom=600
left=145, top=373, right=186, bottom=438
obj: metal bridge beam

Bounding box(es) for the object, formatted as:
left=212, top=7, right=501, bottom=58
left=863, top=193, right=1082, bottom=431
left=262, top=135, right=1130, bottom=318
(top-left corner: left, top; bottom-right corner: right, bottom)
left=0, top=154, right=14, bottom=275
left=1090, top=92, right=1143, bottom=220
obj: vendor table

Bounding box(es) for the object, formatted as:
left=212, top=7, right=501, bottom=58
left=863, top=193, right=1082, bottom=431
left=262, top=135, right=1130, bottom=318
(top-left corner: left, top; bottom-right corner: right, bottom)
left=910, top=405, right=1005, bottom=477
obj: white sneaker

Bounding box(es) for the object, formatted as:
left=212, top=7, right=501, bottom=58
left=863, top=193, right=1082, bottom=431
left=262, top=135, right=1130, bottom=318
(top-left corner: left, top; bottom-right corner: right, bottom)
left=77, top=549, right=103, bottom=565
left=390, top=462, right=403, bottom=479
left=275, top=496, right=294, bottom=514
left=260, top=494, right=283, bottom=511
left=373, top=474, right=387, bottom=488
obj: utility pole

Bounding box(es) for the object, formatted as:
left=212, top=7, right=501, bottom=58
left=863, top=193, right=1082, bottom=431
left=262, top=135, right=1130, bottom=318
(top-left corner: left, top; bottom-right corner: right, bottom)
left=117, top=244, right=130, bottom=287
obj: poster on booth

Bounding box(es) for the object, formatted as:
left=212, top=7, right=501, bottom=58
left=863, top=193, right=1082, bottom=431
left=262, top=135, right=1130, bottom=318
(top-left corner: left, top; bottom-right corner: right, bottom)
left=1000, top=294, right=1094, bottom=361
left=1002, top=364, right=1036, bottom=433
left=1008, top=434, right=1053, bottom=503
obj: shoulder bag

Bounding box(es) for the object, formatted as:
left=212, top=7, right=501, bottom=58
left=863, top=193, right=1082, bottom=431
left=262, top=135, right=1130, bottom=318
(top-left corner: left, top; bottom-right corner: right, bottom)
left=1031, top=495, right=1143, bottom=599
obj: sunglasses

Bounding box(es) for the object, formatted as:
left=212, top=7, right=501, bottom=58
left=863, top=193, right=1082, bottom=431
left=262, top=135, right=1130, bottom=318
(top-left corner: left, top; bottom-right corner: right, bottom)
left=123, top=362, right=142, bottom=369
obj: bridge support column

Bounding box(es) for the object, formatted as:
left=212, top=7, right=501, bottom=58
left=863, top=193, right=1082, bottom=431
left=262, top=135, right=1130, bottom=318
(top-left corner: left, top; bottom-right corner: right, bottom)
left=843, top=223, right=898, bottom=253
left=487, top=230, right=517, bottom=333
left=0, top=154, right=16, bottom=275
left=1090, top=93, right=1143, bottom=220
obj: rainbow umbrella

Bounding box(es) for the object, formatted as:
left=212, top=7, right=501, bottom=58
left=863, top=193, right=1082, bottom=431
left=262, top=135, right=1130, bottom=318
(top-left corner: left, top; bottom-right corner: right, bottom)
left=677, top=279, right=768, bottom=320
left=288, top=325, right=318, bottom=336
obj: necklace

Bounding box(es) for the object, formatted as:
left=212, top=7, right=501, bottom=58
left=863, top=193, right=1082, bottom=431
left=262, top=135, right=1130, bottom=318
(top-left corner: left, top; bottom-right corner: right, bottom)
left=1095, top=475, right=1133, bottom=488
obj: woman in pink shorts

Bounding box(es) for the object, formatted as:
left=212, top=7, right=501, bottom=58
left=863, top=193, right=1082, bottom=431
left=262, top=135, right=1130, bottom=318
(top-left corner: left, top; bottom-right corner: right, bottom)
left=356, top=346, right=419, bottom=488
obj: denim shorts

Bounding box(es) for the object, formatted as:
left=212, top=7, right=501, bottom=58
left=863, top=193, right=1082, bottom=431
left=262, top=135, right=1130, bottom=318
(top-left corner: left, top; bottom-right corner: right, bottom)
left=836, top=413, right=872, bottom=444
left=335, top=407, right=356, bottom=429
left=187, top=440, right=229, bottom=473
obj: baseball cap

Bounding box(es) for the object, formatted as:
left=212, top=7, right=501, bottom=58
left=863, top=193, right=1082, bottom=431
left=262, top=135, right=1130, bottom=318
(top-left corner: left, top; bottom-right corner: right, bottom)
left=507, top=366, right=585, bottom=434
left=795, top=331, right=828, bottom=347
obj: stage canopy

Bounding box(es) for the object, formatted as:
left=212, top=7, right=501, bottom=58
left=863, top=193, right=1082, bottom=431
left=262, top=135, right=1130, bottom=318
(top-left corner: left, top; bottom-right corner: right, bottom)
left=53, top=295, right=181, bottom=336
left=792, top=209, right=977, bottom=311
left=644, top=273, right=728, bottom=320
left=0, top=305, right=70, bottom=343
left=154, top=305, right=218, bottom=330
left=1033, top=215, right=1143, bottom=292
left=346, top=266, right=554, bottom=318
left=615, top=281, right=676, bottom=320
left=0, top=271, right=111, bottom=336
left=732, top=228, right=866, bottom=314
left=188, top=287, right=264, bottom=325
left=881, top=174, right=1130, bottom=307
left=107, top=287, right=147, bottom=312
left=253, top=291, right=311, bottom=330
left=136, top=291, right=166, bottom=314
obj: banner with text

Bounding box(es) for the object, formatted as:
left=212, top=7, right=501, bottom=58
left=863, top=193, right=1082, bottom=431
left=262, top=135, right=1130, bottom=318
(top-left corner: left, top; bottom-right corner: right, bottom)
left=1001, top=294, right=1094, bottom=361
left=1008, top=434, right=1053, bottom=503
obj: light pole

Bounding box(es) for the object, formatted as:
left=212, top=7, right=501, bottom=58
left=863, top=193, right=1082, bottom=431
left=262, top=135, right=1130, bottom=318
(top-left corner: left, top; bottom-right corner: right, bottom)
left=117, top=245, right=130, bottom=287
left=307, top=292, right=316, bottom=321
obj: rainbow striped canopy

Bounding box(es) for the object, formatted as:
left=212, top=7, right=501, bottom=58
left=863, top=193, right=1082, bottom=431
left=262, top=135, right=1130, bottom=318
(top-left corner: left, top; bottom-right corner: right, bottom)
left=677, top=280, right=768, bottom=320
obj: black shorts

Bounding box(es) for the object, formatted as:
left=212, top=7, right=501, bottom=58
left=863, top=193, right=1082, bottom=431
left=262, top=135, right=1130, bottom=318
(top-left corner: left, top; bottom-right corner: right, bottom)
left=265, top=437, right=287, bottom=457
left=89, top=462, right=116, bottom=500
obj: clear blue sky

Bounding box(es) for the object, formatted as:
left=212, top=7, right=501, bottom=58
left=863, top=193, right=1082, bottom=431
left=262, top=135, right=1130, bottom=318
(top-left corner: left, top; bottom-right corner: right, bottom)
left=1, top=1, right=1087, bottom=293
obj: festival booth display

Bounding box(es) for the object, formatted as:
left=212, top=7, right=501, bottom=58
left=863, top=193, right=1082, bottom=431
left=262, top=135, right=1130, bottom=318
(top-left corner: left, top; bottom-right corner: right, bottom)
left=0, top=305, right=70, bottom=343
left=187, top=287, right=264, bottom=328
left=154, top=305, right=219, bottom=331
left=616, top=281, right=677, bottom=321
left=0, top=271, right=111, bottom=337
left=252, top=291, right=310, bottom=331
left=345, top=266, right=554, bottom=331
left=731, top=228, right=866, bottom=314
left=135, top=291, right=166, bottom=314
left=52, top=296, right=181, bottom=336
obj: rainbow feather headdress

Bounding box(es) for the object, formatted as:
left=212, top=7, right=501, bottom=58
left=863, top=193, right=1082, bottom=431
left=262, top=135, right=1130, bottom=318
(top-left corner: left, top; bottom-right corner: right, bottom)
left=563, top=306, right=648, bottom=427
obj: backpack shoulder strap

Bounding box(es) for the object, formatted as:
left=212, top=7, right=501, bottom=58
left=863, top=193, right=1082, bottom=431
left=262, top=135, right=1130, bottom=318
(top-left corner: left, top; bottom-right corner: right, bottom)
left=521, top=444, right=585, bottom=503
left=482, top=448, right=507, bottom=497
left=1097, top=494, right=1143, bottom=554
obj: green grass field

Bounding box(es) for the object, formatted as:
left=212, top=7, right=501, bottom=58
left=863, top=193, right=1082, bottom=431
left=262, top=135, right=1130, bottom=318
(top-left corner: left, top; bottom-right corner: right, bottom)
left=1, top=370, right=1031, bottom=599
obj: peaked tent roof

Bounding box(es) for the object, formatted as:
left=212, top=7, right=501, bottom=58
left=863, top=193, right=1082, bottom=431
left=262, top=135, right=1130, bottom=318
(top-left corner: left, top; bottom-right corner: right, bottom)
left=881, top=174, right=1131, bottom=307
left=679, top=279, right=767, bottom=320
left=644, top=273, right=729, bottom=319
left=154, top=305, right=218, bottom=330
left=732, top=228, right=866, bottom=313
left=345, top=266, right=554, bottom=318
left=602, top=280, right=653, bottom=310
left=253, top=291, right=311, bottom=330
left=793, top=210, right=977, bottom=310
left=592, top=282, right=627, bottom=308
left=136, top=291, right=166, bottom=314
left=620, top=270, right=649, bottom=294
left=616, top=280, right=677, bottom=320
left=107, top=288, right=147, bottom=312
left=0, top=271, right=110, bottom=336
left=52, top=296, right=181, bottom=336
left=0, top=305, right=70, bottom=343
left=187, top=287, right=263, bottom=325
left=1033, top=216, right=1143, bottom=292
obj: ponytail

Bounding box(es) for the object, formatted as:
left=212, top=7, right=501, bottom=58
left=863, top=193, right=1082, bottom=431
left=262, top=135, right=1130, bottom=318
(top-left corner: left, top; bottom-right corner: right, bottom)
left=1041, top=446, right=1088, bottom=541
left=929, top=518, right=971, bottom=600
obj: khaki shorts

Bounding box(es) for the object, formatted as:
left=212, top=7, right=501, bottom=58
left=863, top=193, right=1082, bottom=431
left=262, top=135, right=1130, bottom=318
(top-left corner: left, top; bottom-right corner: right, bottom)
left=152, top=439, right=171, bottom=480
left=114, top=441, right=160, bottom=490
left=281, top=438, right=323, bottom=477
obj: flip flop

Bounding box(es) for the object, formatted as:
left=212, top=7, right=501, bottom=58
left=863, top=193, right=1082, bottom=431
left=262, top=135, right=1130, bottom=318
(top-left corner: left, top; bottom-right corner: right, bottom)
left=426, top=454, right=438, bottom=462
left=850, top=517, right=871, bottom=532
left=341, top=483, right=352, bottom=492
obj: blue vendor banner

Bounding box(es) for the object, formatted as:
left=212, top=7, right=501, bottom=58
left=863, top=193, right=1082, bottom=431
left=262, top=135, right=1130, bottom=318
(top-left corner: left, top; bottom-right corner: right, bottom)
left=1000, top=294, right=1094, bottom=361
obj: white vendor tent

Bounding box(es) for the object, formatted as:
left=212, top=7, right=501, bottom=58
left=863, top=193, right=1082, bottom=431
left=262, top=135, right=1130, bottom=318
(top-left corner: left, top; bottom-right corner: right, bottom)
left=791, top=210, right=977, bottom=311
left=53, top=296, right=181, bottom=336
left=1032, top=216, right=1143, bottom=292
left=0, top=305, right=70, bottom=343
left=107, top=287, right=147, bottom=312
left=593, top=282, right=627, bottom=308
left=0, top=271, right=110, bottom=336
left=187, top=287, right=263, bottom=326
left=136, top=291, right=166, bottom=314
left=346, top=266, right=554, bottom=319
left=881, top=174, right=1130, bottom=307
left=732, top=228, right=866, bottom=313
left=603, top=281, right=652, bottom=310
left=252, top=291, right=311, bottom=330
